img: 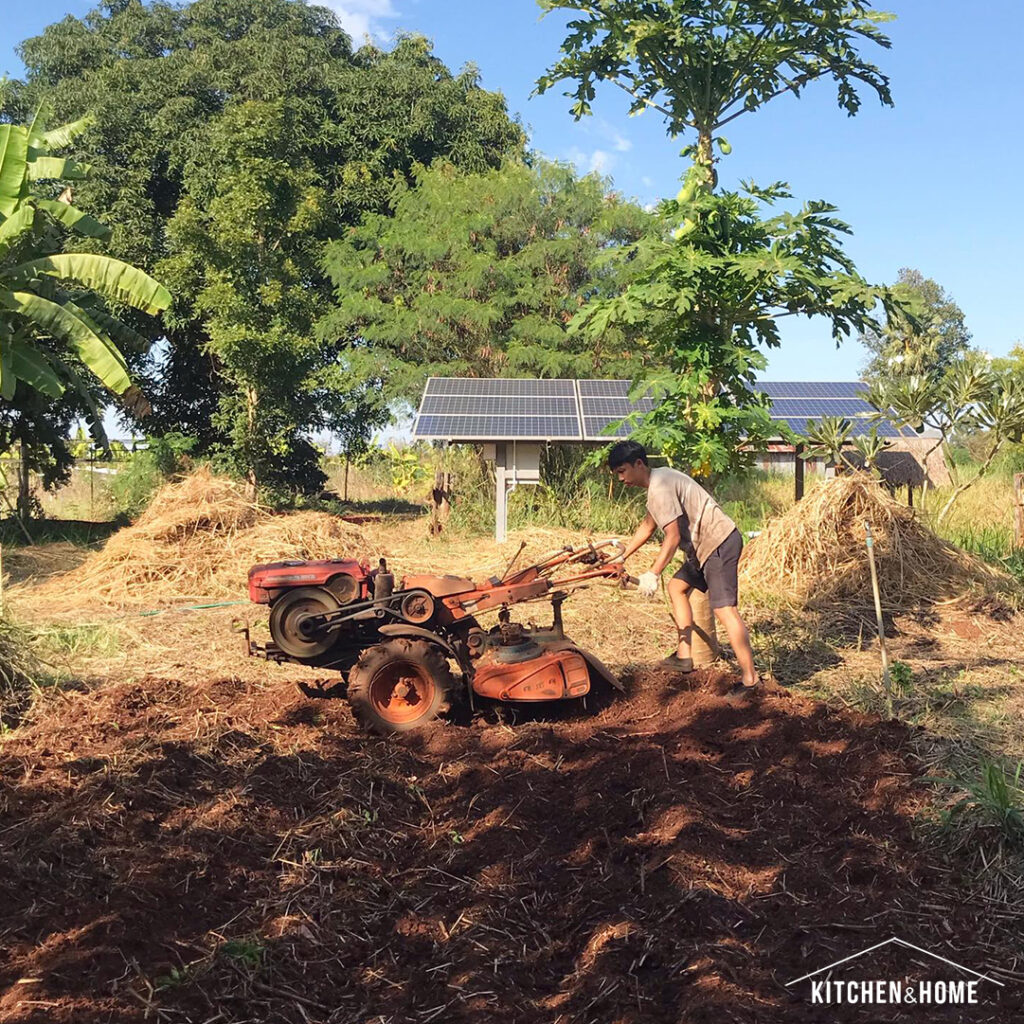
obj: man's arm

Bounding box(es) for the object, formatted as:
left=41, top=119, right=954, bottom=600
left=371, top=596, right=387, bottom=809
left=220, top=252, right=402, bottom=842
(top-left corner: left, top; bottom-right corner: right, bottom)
left=648, top=517, right=681, bottom=575
left=621, top=513, right=657, bottom=560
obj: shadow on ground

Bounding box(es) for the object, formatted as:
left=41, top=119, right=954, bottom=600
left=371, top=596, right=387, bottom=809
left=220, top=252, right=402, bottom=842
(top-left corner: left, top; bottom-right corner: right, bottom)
left=2, top=666, right=1022, bottom=1023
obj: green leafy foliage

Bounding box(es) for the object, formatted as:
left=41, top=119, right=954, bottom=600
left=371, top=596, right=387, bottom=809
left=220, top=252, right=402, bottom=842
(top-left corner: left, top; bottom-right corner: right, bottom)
left=321, top=159, right=655, bottom=399
left=537, top=0, right=894, bottom=165
left=800, top=415, right=853, bottom=468
left=0, top=116, right=168, bottom=405
left=13, top=3, right=525, bottom=493
left=0, top=112, right=169, bottom=515
left=574, top=184, right=901, bottom=477
left=536, top=0, right=903, bottom=480
left=889, top=659, right=913, bottom=695
left=936, top=761, right=1024, bottom=847
left=108, top=433, right=197, bottom=519
left=860, top=268, right=972, bottom=384
left=866, top=355, right=1024, bottom=521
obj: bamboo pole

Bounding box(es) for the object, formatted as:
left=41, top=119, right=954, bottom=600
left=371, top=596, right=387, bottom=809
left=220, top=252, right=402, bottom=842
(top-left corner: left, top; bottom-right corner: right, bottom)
left=864, top=521, right=893, bottom=718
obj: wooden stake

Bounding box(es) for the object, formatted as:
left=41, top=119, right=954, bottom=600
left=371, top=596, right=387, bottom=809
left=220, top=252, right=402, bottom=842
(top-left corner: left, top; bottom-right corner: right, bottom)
left=1014, top=473, right=1023, bottom=550
left=864, top=522, right=892, bottom=718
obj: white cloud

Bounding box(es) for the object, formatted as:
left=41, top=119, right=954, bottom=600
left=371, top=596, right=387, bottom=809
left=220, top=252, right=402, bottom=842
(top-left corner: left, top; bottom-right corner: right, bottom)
left=321, top=0, right=399, bottom=45
left=642, top=175, right=654, bottom=187
left=567, top=146, right=613, bottom=175
left=611, top=131, right=632, bottom=153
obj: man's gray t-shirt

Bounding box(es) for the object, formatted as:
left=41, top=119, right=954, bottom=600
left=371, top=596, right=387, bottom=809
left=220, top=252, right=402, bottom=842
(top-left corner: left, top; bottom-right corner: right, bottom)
left=646, top=467, right=737, bottom=568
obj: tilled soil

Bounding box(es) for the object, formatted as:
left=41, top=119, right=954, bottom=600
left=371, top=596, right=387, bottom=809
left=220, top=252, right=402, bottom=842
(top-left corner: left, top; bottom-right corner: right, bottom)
left=1, top=665, right=1021, bottom=1023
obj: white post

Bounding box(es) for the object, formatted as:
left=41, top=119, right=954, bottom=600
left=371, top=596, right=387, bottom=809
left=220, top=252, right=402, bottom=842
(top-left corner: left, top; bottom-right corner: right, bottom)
left=495, top=442, right=508, bottom=543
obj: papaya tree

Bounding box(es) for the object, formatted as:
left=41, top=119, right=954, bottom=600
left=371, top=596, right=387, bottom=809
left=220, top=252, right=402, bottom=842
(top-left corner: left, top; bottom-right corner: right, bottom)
left=536, top=0, right=904, bottom=478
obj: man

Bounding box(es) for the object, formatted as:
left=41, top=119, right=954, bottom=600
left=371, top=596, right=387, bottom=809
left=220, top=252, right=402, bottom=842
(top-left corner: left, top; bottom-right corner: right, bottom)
left=608, top=439, right=760, bottom=698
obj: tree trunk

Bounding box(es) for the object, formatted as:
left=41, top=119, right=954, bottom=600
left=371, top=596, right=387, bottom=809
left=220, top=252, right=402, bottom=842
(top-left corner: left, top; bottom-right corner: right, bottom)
left=696, top=129, right=717, bottom=189
left=17, top=440, right=31, bottom=524
left=245, top=387, right=259, bottom=500
left=428, top=471, right=453, bottom=536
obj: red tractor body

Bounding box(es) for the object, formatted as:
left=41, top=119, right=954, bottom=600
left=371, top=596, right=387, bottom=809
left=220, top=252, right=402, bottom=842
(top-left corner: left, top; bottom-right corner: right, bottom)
left=247, top=541, right=634, bottom=733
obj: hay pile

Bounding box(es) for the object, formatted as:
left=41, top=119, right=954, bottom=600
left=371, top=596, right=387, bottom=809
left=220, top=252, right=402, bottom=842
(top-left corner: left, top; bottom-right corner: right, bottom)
left=35, top=467, right=370, bottom=608
left=740, top=474, right=1016, bottom=616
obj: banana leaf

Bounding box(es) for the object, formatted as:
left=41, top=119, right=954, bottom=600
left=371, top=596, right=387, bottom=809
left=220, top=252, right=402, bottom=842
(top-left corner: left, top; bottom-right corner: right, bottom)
left=0, top=125, right=28, bottom=217
left=0, top=288, right=131, bottom=393
left=5, top=254, right=171, bottom=314
left=36, top=198, right=111, bottom=239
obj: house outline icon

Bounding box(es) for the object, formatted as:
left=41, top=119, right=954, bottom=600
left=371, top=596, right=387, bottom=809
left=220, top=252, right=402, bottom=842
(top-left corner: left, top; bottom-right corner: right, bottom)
left=786, top=936, right=1005, bottom=988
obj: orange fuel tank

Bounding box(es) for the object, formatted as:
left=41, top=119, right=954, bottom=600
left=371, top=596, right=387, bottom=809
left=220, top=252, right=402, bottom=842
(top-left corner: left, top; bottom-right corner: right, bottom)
left=472, top=647, right=591, bottom=702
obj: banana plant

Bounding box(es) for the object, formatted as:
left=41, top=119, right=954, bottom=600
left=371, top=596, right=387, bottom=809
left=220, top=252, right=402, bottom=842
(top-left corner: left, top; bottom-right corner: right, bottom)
left=0, top=112, right=170, bottom=413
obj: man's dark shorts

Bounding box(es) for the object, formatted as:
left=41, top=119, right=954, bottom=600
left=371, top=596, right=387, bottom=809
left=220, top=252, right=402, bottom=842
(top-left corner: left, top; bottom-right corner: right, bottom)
left=671, top=528, right=742, bottom=609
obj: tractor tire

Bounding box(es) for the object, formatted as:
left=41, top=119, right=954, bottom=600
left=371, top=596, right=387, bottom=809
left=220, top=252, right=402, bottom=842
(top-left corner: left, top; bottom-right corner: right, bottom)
left=269, top=586, right=340, bottom=660
left=347, top=638, right=456, bottom=734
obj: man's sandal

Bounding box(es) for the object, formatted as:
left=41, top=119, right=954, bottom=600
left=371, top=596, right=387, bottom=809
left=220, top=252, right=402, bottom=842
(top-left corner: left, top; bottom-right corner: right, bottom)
left=659, top=653, right=694, bottom=672
left=724, top=677, right=762, bottom=702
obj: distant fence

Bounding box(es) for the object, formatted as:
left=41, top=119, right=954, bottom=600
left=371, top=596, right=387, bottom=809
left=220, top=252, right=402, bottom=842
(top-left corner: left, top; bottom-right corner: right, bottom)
left=0, top=442, right=143, bottom=519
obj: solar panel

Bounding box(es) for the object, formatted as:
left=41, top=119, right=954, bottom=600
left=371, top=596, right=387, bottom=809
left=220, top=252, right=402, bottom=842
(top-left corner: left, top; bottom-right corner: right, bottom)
left=424, top=378, right=576, bottom=397
left=577, top=379, right=654, bottom=440
left=759, top=381, right=866, bottom=399
left=774, top=417, right=906, bottom=439
left=416, top=414, right=580, bottom=439
left=415, top=378, right=583, bottom=440
left=420, top=395, right=577, bottom=416
left=578, top=379, right=630, bottom=398
left=769, top=398, right=876, bottom=419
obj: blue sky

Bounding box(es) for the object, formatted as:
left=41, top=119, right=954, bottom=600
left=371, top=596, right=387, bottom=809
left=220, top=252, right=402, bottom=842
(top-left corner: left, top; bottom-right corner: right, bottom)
left=4, top=0, right=1023, bottom=382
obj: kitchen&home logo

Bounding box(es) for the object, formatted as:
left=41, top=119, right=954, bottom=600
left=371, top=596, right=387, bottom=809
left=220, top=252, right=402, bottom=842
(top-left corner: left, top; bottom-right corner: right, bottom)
left=786, top=936, right=1004, bottom=1007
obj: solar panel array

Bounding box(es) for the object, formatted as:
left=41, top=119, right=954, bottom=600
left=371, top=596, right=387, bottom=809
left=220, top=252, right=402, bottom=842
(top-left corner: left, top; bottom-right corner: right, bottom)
left=413, top=378, right=908, bottom=441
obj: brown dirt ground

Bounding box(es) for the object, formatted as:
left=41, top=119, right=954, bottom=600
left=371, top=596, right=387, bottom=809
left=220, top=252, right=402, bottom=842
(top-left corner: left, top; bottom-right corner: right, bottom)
left=3, top=524, right=1024, bottom=1023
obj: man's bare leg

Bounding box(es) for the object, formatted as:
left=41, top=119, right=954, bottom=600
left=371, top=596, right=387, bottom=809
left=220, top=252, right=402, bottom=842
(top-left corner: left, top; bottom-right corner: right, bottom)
left=713, top=605, right=759, bottom=687
left=666, top=576, right=694, bottom=659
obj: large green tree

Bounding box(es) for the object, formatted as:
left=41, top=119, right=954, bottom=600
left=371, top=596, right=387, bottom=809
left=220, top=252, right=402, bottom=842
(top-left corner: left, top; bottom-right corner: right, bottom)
left=537, top=0, right=903, bottom=476
left=12, top=0, right=525, bottom=492
left=860, top=267, right=972, bottom=383
left=319, top=159, right=655, bottom=401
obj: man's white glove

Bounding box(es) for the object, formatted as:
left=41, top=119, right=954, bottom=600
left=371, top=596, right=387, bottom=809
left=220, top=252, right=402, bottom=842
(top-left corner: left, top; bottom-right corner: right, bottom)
left=638, top=571, right=660, bottom=598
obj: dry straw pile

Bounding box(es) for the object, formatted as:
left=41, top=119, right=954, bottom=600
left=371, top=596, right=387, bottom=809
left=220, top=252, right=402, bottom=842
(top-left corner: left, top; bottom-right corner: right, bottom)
left=740, top=474, right=1016, bottom=616
left=35, top=467, right=371, bottom=608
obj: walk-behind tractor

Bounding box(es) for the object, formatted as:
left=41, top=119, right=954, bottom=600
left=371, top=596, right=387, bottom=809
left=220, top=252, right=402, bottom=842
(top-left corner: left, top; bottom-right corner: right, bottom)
left=246, top=540, right=636, bottom=733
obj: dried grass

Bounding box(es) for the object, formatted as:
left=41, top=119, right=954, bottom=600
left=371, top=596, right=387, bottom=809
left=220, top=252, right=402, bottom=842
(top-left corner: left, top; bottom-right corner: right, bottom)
left=27, top=468, right=369, bottom=609
left=740, top=473, right=1018, bottom=617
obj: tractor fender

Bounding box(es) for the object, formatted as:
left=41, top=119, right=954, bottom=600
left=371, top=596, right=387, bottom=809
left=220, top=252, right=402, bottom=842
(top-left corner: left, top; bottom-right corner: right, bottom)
left=543, top=640, right=625, bottom=692
left=377, top=624, right=460, bottom=662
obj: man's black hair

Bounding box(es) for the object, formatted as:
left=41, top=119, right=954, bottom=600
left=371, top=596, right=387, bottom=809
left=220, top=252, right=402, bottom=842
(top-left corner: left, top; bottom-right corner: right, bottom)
left=607, top=440, right=648, bottom=470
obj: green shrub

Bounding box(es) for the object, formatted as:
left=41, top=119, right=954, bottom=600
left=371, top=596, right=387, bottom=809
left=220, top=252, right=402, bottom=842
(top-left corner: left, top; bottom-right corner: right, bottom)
left=108, top=433, right=198, bottom=518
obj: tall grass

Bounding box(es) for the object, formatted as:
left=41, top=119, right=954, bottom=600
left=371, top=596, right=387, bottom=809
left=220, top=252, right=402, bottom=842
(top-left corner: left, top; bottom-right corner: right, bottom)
left=924, top=470, right=1022, bottom=583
